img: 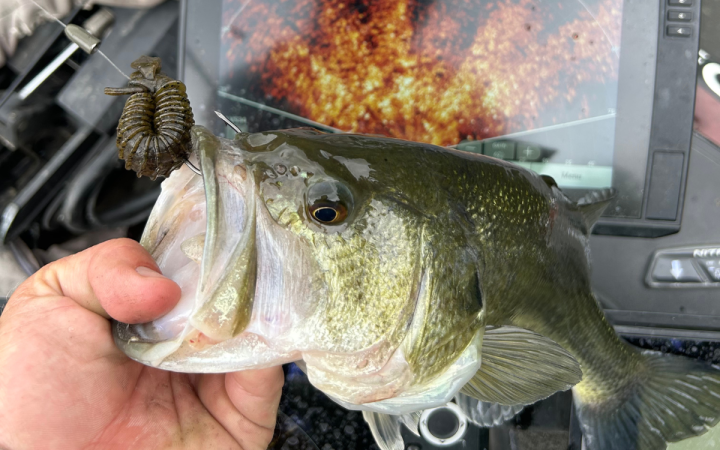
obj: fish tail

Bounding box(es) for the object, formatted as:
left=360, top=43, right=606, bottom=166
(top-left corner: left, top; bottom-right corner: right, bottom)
left=574, top=350, right=720, bottom=450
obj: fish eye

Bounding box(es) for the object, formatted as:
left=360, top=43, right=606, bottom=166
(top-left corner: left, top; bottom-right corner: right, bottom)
left=309, top=202, right=347, bottom=224
left=307, top=181, right=353, bottom=225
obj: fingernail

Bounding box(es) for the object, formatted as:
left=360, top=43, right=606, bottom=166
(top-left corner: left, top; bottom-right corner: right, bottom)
left=136, top=266, right=167, bottom=278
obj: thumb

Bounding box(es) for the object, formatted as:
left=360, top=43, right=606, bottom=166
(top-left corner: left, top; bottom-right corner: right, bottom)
left=11, top=238, right=180, bottom=324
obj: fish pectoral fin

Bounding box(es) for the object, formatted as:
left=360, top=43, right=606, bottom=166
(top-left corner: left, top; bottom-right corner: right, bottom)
left=362, top=411, right=404, bottom=450
left=576, top=188, right=617, bottom=230
left=455, top=392, right=524, bottom=428
left=398, top=411, right=422, bottom=436
left=461, top=325, right=582, bottom=406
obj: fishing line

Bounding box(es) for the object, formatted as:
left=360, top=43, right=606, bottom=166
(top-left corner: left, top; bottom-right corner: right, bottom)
left=222, top=0, right=252, bottom=36
left=28, top=0, right=130, bottom=80
left=96, top=50, right=129, bottom=80
left=27, top=0, right=66, bottom=27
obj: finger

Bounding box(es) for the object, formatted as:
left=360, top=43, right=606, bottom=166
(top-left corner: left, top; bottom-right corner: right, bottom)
left=196, top=367, right=284, bottom=449
left=12, top=238, right=180, bottom=324
left=226, top=367, right=284, bottom=430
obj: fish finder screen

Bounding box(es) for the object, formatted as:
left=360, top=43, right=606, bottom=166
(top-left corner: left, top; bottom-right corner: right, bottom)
left=217, top=0, right=624, bottom=189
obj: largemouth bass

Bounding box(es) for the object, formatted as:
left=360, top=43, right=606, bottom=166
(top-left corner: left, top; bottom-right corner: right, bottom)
left=113, top=125, right=720, bottom=450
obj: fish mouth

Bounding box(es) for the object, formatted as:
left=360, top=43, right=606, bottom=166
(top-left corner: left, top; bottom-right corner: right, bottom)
left=114, top=128, right=266, bottom=366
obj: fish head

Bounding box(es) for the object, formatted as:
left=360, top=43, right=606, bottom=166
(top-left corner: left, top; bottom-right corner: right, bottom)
left=114, top=126, right=486, bottom=413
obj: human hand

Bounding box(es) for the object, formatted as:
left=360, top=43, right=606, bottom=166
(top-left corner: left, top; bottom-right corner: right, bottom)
left=0, top=238, right=284, bottom=450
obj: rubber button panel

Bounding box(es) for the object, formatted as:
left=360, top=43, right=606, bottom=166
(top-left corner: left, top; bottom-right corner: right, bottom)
left=647, top=246, right=720, bottom=288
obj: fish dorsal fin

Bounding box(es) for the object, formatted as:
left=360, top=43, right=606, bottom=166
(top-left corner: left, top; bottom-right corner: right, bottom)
left=362, top=412, right=403, bottom=450
left=455, top=392, right=525, bottom=427
left=540, top=174, right=558, bottom=189
left=576, top=188, right=617, bottom=230
left=460, top=326, right=582, bottom=406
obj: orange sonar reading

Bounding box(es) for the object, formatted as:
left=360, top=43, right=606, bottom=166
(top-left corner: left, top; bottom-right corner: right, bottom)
left=221, top=0, right=622, bottom=146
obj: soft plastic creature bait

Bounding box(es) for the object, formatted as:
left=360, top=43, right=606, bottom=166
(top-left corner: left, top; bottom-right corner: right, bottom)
left=105, top=55, right=195, bottom=180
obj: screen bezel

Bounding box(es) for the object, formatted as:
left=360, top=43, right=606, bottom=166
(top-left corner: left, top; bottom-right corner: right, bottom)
left=179, top=0, right=700, bottom=237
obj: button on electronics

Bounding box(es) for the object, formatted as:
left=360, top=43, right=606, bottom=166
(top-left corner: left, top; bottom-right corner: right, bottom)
left=651, top=258, right=702, bottom=282
left=667, top=26, right=692, bottom=37
left=668, top=0, right=692, bottom=6
left=454, top=140, right=483, bottom=154
left=700, top=260, right=720, bottom=282
left=517, top=144, right=542, bottom=162
left=668, top=10, right=692, bottom=21
left=646, top=247, right=720, bottom=288
left=483, top=141, right=516, bottom=160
